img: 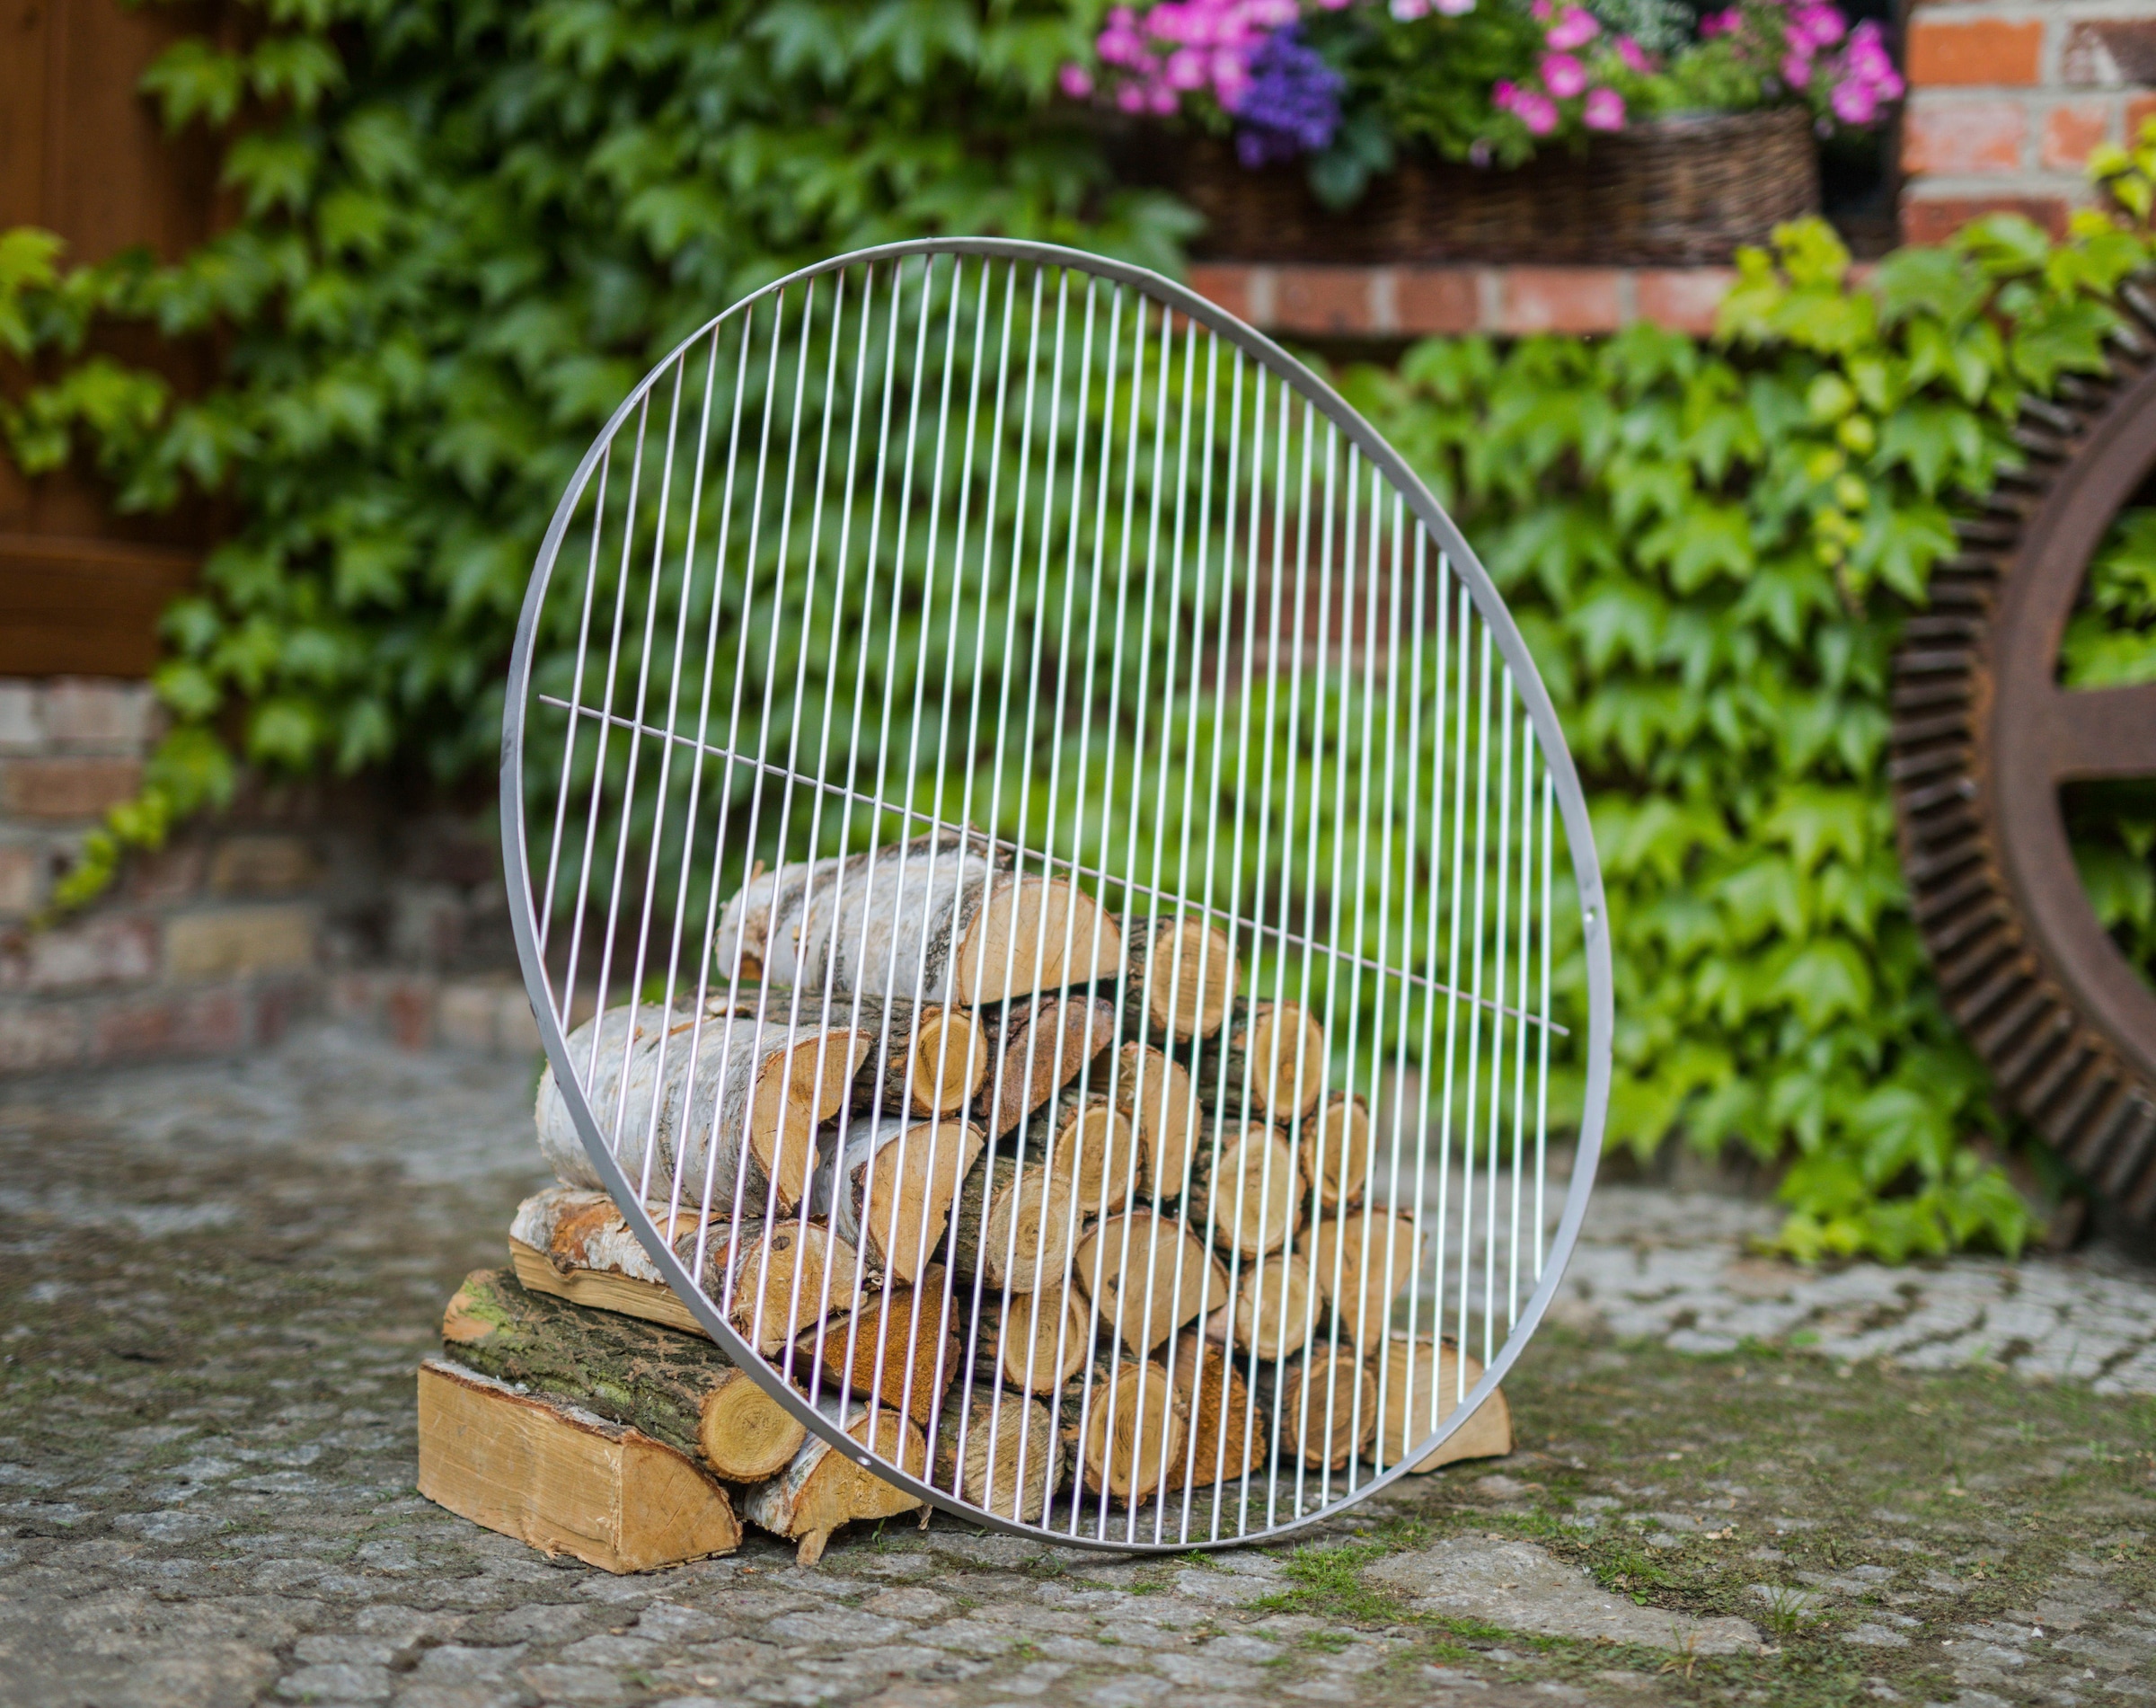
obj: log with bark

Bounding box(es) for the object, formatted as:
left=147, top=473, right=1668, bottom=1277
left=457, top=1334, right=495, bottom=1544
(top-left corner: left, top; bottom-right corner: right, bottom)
left=970, top=1279, right=1093, bottom=1394
left=739, top=1393, right=929, bottom=1566
left=441, top=1266, right=806, bottom=1482
left=535, top=996, right=871, bottom=1216
left=1032, top=1086, right=1142, bottom=1223
left=1200, top=999, right=1329, bottom=1121
left=1303, top=1092, right=1374, bottom=1213
left=858, top=997, right=990, bottom=1117
left=417, top=1359, right=741, bottom=1572
left=1308, top=1210, right=1418, bottom=1347
left=1255, top=1347, right=1379, bottom=1473
left=711, top=829, right=1124, bottom=1007
left=1101, top=1043, right=1200, bottom=1201
left=1120, top=912, right=1238, bottom=1042
left=976, top=994, right=1119, bottom=1137
left=1187, top=1122, right=1307, bottom=1260
left=1072, top=1210, right=1229, bottom=1355
left=809, top=1113, right=985, bottom=1285
left=949, top=1157, right=1075, bottom=1293
left=1203, top=1249, right=1318, bottom=1362
left=791, top=1265, right=959, bottom=1426
left=1370, top=1334, right=1514, bottom=1472
left=932, top=1385, right=1063, bottom=1520
left=1059, top=1358, right=1189, bottom=1505
left=508, top=1185, right=862, bottom=1357
left=1166, top=1332, right=1267, bottom=1489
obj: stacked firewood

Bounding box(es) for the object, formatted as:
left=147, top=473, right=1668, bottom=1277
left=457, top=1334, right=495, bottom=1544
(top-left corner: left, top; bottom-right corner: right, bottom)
left=424, top=829, right=1508, bottom=1568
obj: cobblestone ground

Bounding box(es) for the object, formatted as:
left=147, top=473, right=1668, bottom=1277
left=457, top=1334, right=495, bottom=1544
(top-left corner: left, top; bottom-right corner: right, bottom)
left=2, top=1025, right=2152, bottom=1708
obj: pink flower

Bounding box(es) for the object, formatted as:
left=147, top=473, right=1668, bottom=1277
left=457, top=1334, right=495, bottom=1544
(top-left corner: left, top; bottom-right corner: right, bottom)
left=1116, top=83, right=1147, bottom=112
left=1391, top=0, right=1431, bottom=15
left=1492, top=78, right=1522, bottom=112
left=1545, top=6, right=1600, bottom=49
left=1515, top=89, right=1560, bottom=134
left=1435, top=0, right=1477, bottom=14
left=1615, top=35, right=1650, bottom=72
left=1830, top=79, right=1878, bottom=124
left=1166, top=46, right=1206, bottom=87
left=1531, top=0, right=1553, bottom=19
left=1790, top=3, right=1846, bottom=49
left=1058, top=62, right=1094, bottom=98
left=1699, top=7, right=1740, bottom=36
left=1147, top=83, right=1180, bottom=114
left=1782, top=49, right=1814, bottom=86
left=1583, top=86, right=1626, bottom=129
left=1541, top=51, right=1587, bottom=96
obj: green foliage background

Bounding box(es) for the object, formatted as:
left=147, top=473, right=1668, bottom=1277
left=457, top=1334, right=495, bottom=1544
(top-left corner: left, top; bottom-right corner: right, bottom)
left=8, top=0, right=2156, bottom=1260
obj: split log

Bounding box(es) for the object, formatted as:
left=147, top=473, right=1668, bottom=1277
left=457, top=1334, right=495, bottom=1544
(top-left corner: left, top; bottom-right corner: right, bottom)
left=1203, top=1249, right=1318, bottom=1362
left=740, top=1394, right=929, bottom=1566
left=976, top=994, right=1119, bottom=1136
left=932, top=1385, right=1063, bottom=1520
left=711, top=829, right=1124, bottom=1007
left=1187, top=1122, right=1307, bottom=1260
left=791, top=1267, right=959, bottom=1426
left=1369, top=1333, right=1514, bottom=1472
left=1121, top=912, right=1238, bottom=1042
left=1072, top=1210, right=1229, bottom=1354
left=1303, top=1092, right=1374, bottom=1213
left=507, top=1186, right=861, bottom=1357
left=1101, top=1043, right=1200, bottom=1201
left=810, top=1113, right=985, bottom=1285
left=950, top=1157, right=1075, bottom=1293
left=417, top=1359, right=740, bottom=1572
left=860, top=998, right=990, bottom=1117
left=1308, top=1211, right=1418, bottom=1347
left=1033, top=1086, right=1143, bottom=1222
left=535, top=998, right=870, bottom=1215
left=1201, top=999, right=1329, bottom=1120
left=441, top=1267, right=804, bottom=1482
left=1255, top=1348, right=1378, bottom=1472
left=1166, top=1332, right=1266, bottom=1489
left=1059, top=1358, right=1188, bottom=1505
left=972, top=1279, right=1093, bottom=1394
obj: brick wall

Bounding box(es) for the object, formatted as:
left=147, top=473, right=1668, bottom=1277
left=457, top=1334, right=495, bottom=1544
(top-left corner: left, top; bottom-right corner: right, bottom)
left=0, top=677, right=531, bottom=1073
left=1901, top=1, right=2156, bottom=242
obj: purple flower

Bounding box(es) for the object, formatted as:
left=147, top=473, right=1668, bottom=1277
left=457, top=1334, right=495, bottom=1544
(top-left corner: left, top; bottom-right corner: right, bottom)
left=1233, top=25, right=1344, bottom=164
left=1790, top=3, right=1847, bottom=49
left=1782, top=49, right=1814, bottom=87
left=1059, top=62, right=1094, bottom=97
left=1542, top=51, right=1587, bottom=97
left=1615, top=35, right=1650, bottom=72
left=1584, top=86, right=1626, bottom=129
left=1830, top=79, right=1878, bottom=124
left=1545, top=6, right=1600, bottom=50
left=1517, top=90, right=1559, bottom=134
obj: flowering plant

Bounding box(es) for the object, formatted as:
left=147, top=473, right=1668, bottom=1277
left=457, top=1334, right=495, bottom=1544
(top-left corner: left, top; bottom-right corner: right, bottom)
left=1065, top=0, right=1904, bottom=199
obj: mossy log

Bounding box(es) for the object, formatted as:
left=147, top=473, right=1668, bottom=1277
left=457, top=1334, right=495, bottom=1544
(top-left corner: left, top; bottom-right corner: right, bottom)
left=1120, top=912, right=1238, bottom=1042
left=439, top=1267, right=806, bottom=1482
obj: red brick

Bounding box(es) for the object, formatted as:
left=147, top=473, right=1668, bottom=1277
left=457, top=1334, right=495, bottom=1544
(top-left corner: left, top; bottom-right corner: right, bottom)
left=1495, top=268, right=1623, bottom=335
left=1634, top=269, right=1736, bottom=336
left=2063, top=19, right=2156, bottom=88
left=0, top=1002, right=85, bottom=1072
left=1901, top=193, right=2072, bottom=245
left=2044, top=101, right=2115, bottom=170
left=1902, top=100, right=2028, bottom=175
left=92, top=985, right=249, bottom=1060
left=1906, top=17, right=2045, bottom=87
left=2127, top=93, right=2156, bottom=143
left=386, top=978, right=437, bottom=1050
left=1187, top=263, right=1253, bottom=326
left=0, top=844, right=41, bottom=916
left=1394, top=268, right=1481, bottom=334
left=41, top=678, right=156, bottom=748
left=0, top=915, right=158, bottom=993
left=1, top=757, right=143, bottom=820
left=1273, top=268, right=1378, bottom=335
left=120, top=840, right=208, bottom=905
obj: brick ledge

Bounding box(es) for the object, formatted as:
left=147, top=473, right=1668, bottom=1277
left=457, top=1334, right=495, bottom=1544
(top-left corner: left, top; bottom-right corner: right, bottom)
left=1187, top=262, right=1736, bottom=339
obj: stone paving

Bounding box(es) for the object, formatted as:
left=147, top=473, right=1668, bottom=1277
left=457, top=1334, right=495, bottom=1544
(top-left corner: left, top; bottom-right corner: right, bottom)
left=1, top=1024, right=2152, bottom=1708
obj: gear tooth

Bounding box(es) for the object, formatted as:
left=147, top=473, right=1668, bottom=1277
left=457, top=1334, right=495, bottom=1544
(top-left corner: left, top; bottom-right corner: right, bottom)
left=2120, top=278, right=2156, bottom=339
left=1894, top=647, right=1976, bottom=676
left=1900, top=772, right=1979, bottom=814
left=1888, top=742, right=1967, bottom=782
left=1921, top=897, right=2005, bottom=957
left=1903, top=615, right=1983, bottom=643
left=2047, top=1060, right=2116, bottom=1144
left=2107, top=318, right=2153, bottom=362
left=2019, top=395, right=2079, bottom=436
left=1953, top=515, right=2021, bottom=547
left=2096, top=1098, right=2156, bottom=1194
left=2063, top=1083, right=2135, bottom=1172
left=1934, top=928, right=2016, bottom=993
left=2010, top=424, right=2071, bottom=461
left=2022, top=1039, right=2095, bottom=1119
left=1984, top=996, right=2072, bottom=1086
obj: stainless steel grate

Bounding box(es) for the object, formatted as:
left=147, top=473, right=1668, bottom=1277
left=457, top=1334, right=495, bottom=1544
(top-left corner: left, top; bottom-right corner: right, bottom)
left=501, top=237, right=1612, bottom=1550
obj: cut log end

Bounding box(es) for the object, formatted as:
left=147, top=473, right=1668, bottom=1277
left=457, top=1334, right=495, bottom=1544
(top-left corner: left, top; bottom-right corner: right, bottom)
left=1268, top=1350, right=1379, bottom=1473
left=906, top=1007, right=990, bottom=1114
left=1307, top=1093, right=1374, bottom=1212
left=1066, top=1360, right=1188, bottom=1505
left=1192, top=1122, right=1306, bottom=1261
left=1107, top=1044, right=1200, bottom=1201
left=1209, top=1249, right=1317, bottom=1362
left=1373, top=1335, right=1515, bottom=1472
left=1074, top=1210, right=1230, bottom=1354
left=1127, top=914, right=1239, bottom=1040
left=1168, top=1333, right=1266, bottom=1489
left=956, top=876, right=1124, bottom=1006
left=935, top=1388, right=1062, bottom=1520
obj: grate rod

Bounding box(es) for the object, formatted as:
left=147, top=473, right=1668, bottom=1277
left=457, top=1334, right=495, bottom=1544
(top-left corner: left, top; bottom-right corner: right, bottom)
left=535, top=692, right=1568, bottom=1035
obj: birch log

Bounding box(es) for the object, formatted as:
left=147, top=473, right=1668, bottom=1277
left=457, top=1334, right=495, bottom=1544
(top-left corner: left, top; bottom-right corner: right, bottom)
left=1071, top=1210, right=1229, bottom=1355
left=1308, top=1211, right=1418, bottom=1346
left=535, top=999, right=870, bottom=1215
left=711, top=829, right=1124, bottom=1007
left=1303, top=1092, right=1375, bottom=1213
left=440, top=1267, right=805, bottom=1482
left=1032, top=1087, right=1142, bottom=1224
left=1166, top=1332, right=1267, bottom=1488
left=932, top=1386, right=1063, bottom=1519
left=810, top=1114, right=985, bottom=1285
left=739, top=1394, right=929, bottom=1566
left=1121, top=913, right=1238, bottom=1042
left=1202, top=1000, right=1329, bottom=1120
left=1203, top=1249, right=1319, bottom=1361
left=792, top=1266, right=959, bottom=1425
left=949, top=1157, right=1074, bottom=1293
left=1059, top=1359, right=1188, bottom=1504
left=971, top=1279, right=1093, bottom=1394
left=1101, top=1043, right=1200, bottom=1201
left=1370, top=1334, right=1514, bottom=1472
left=1255, top=1348, right=1378, bottom=1472
left=1187, top=1122, right=1307, bottom=1260
left=976, top=995, right=1119, bottom=1136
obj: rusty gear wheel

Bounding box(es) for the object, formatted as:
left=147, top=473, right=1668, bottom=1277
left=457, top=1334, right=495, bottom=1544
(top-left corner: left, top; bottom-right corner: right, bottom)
left=1892, top=280, right=2156, bottom=1226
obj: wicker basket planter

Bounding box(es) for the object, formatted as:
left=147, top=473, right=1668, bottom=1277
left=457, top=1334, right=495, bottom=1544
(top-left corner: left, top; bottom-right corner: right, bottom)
left=1166, top=106, right=1820, bottom=267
